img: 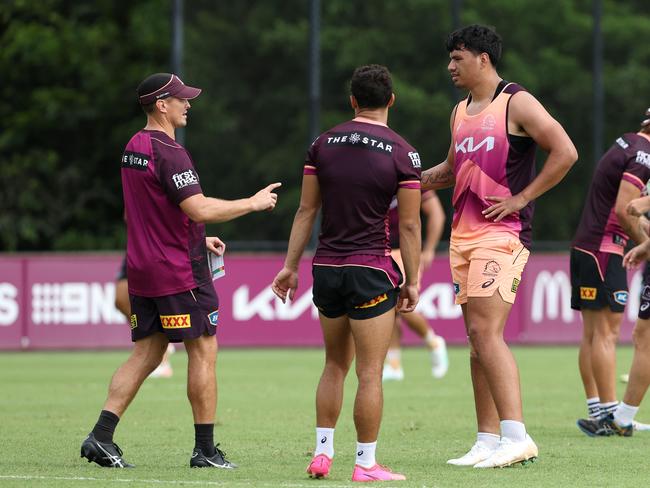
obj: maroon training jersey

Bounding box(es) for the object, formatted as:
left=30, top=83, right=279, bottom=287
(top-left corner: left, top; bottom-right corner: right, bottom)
left=572, top=132, right=650, bottom=255
left=303, top=119, right=421, bottom=257
left=121, top=129, right=209, bottom=296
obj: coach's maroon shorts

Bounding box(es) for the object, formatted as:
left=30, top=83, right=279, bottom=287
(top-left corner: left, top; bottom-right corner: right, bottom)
left=129, top=283, right=219, bottom=343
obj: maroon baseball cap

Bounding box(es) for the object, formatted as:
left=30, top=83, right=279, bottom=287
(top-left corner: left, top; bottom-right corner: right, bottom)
left=137, top=73, right=201, bottom=105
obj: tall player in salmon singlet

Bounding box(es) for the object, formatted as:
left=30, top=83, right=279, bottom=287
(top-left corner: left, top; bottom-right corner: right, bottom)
left=421, top=25, right=578, bottom=468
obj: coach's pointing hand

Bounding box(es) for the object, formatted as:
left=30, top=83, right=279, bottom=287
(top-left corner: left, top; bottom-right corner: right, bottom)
left=251, top=182, right=282, bottom=211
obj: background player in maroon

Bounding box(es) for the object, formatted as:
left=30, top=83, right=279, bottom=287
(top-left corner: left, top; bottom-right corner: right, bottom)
left=573, top=113, right=650, bottom=436
left=272, top=64, right=420, bottom=482
left=586, top=113, right=650, bottom=436
left=80, top=73, right=280, bottom=469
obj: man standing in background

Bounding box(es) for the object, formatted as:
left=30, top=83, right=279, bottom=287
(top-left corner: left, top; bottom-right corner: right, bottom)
left=578, top=113, right=650, bottom=436
left=382, top=190, right=449, bottom=381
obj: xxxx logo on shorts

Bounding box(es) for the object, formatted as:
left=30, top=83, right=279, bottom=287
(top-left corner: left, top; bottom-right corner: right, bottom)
left=130, top=314, right=138, bottom=330
left=580, top=287, right=597, bottom=300
left=355, top=293, right=388, bottom=309
left=160, top=314, right=191, bottom=329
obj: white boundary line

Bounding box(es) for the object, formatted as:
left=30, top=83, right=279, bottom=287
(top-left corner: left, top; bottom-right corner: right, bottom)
left=0, top=475, right=421, bottom=488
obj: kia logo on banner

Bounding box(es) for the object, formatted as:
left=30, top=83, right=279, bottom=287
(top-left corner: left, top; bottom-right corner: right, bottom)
left=232, top=285, right=318, bottom=321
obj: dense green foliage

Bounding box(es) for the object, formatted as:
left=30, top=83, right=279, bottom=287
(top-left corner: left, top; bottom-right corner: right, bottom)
left=0, top=347, right=649, bottom=486
left=2, top=1, right=650, bottom=250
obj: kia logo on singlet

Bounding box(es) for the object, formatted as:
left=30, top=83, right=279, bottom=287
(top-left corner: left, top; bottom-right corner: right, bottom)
left=455, top=136, right=495, bottom=154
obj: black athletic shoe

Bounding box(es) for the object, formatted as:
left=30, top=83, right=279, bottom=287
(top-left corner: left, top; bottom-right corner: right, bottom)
left=80, top=433, right=134, bottom=468
left=190, top=444, right=237, bottom=469
left=601, top=414, right=633, bottom=437
left=576, top=414, right=633, bottom=437
left=577, top=417, right=612, bottom=437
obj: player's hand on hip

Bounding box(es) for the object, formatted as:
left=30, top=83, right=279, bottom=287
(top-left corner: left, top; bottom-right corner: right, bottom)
left=206, top=236, right=226, bottom=256
left=251, top=182, right=282, bottom=211
left=483, top=194, right=528, bottom=222
left=271, top=267, right=298, bottom=303
left=397, top=284, right=419, bottom=313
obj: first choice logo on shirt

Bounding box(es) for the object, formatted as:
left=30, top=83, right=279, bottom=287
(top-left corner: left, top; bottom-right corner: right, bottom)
left=635, top=150, right=650, bottom=168
left=408, top=151, right=421, bottom=168
left=172, top=169, right=199, bottom=189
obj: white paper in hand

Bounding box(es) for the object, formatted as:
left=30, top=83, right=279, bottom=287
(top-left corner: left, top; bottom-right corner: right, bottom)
left=208, top=253, right=225, bottom=280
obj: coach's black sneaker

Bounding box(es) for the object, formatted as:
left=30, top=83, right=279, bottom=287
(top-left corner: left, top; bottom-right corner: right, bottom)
left=190, top=444, right=237, bottom=469
left=80, top=433, right=134, bottom=468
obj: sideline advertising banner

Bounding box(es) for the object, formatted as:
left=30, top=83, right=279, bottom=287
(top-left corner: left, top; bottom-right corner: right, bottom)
left=0, top=253, right=641, bottom=350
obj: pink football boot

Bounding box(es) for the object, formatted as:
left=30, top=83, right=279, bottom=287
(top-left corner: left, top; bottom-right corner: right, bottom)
left=306, top=454, right=332, bottom=478
left=351, top=463, right=406, bottom=482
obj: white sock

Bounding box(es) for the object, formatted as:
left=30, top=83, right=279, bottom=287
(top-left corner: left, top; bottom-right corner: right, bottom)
left=614, top=402, right=639, bottom=427
left=385, top=349, right=401, bottom=369
left=476, top=432, right=500, bottom=449
left=601, top=401, right=619, bottom=418
left=424, top=329, right=437, bottom=349
left=355, top=441, right=377, bottom=468
left=500, top=420, right=526, bottom=442
left=587, top=397, right=601, bottom=419
left=386, top=349, right=401, bottom=362
left=314, top=427, right=334, bottom=458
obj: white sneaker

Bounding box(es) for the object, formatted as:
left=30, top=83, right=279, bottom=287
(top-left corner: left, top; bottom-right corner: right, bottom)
left=149, top=361, right=173, bottom=378
left=431, top=337, right=449, bottom=378
left=473, top=435, right=538, bottom=468
left=447, top=441, right=495, bottom=466
left=382, top=364, right=404, bottom=381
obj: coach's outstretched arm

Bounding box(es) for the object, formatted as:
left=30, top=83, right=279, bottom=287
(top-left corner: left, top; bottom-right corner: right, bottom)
left=180, top=182, right=281, bottom=223
left=483, top=92, right=578, bottom=222
left=272, top=175, right=321, bottom=303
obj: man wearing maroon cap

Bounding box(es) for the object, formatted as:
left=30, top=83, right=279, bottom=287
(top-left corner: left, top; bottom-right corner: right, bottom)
left=80, top=73, right=281, bottom=469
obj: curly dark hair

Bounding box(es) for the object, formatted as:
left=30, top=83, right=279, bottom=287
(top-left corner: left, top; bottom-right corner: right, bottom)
left=446, top=24, right=502, bottom=67
left=350, top=64, right=393, bottom=109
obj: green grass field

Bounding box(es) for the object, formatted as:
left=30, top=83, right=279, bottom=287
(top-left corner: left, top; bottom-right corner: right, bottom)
left=0, top=346, right=648, bottom=487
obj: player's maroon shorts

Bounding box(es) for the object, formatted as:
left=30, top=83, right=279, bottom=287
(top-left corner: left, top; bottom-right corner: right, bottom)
left=129, top=283, right=219, bottom=343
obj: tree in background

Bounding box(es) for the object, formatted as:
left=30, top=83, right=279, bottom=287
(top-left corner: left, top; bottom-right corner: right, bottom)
left=1, top=0, right=649, bottom=251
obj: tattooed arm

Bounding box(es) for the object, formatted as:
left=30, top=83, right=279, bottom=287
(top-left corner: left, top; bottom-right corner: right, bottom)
left=421, top=160, right=455, bottom=190
left=422, top=105, right=457, bottom=191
